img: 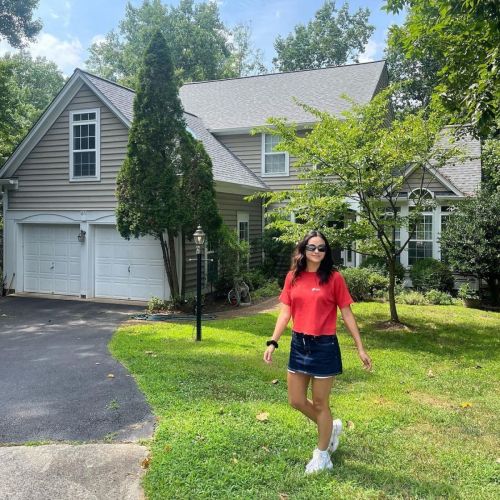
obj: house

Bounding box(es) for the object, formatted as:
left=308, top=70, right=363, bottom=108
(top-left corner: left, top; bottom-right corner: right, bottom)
left=0, top=60, right=481, bottom=301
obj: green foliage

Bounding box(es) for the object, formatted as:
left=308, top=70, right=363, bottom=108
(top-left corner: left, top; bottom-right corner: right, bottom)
left=359, top=255, right=405, bottom=283
left=251, top=279, right=282, bottom=301
left=240, top=268, right=267, bottom=291
left=396, top=290, right=428, bottom=305
left=0, top=0, right=41, bottom=48
left=213, top=225, right=250, bottom=294
left=147, top=296, right=171, bottom=313
left=341, top=268, right=389, bottom=302
left=0, top=53, right=64, bottom=166
left=384, top=0, right=500, bottom=138
left=252, top=87, right=459, bottom=321
left=409, top=258, right=454, bottom=293
left=273, top=1, right=374, bottom=71
left=457, top=283, right=479, bottom=301
left=260, top=228, right=294, bottom=282
left=439, top=190, right=500, bottom=304
left=424, top=289, right=455, bottom=305
left=481, top=139, right=500, bottom=192
left=86, top=0, right=263, bottom=87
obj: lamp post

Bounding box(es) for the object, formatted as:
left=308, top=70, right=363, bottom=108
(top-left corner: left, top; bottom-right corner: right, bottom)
left=193, top=226, right=206, bottom=341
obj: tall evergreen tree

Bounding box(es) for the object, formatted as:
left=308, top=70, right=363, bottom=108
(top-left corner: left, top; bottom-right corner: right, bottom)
left=178, top=134, right=222, bottom=296
left=116, top=31, right=185, bottom=297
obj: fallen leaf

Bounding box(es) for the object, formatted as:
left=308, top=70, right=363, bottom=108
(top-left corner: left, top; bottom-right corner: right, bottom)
left=346, top=420, right=355, bottom=430
left=427, top=369, right=435, bottom=378
left=262, top=446, right=270, bottom=453
left=279, top=494, right=289, bottom=500
left=475, top=365, right=482, bottom=369
left=232, top=457, right=238, bottom=464
left=460, top=402, right=473, bottom=408
left=496, top=457, right=500, bottom=464
left=145, top=351, right=155, bottom=355
left=271, top=379, right=279, bottom=385
left=164, top=445, right=172, bottom=453
left=141, top=457, right=151, bottom=469
left=256, top=412, right=269, bottom=422
left=107, top=374, right=115, bottom=378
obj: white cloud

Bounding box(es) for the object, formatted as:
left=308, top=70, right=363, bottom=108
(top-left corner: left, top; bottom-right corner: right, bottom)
left=90, top=34, right=106, bottom=46
left=358, top=39, right=380, bottom=63
left=0, top=32, right=84, bottom=76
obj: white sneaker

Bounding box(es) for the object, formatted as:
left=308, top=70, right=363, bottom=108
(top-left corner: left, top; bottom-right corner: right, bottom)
left=305, top=448, right=333, bottom=474
left=328, top=419, right=343, bottom=453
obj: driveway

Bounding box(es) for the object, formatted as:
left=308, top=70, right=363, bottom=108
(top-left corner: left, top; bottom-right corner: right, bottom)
left=0, top=296, right=154, bottom=444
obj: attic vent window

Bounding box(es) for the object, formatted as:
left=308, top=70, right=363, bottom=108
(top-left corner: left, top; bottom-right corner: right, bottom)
left=70, top=109, right=100, bottom=181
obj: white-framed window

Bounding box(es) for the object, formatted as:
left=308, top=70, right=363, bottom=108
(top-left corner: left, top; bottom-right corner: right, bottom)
left=261, top=133, right=289, bottom=176
left=69, top=108, right=100, bottom=181
left=408, top=206, right=433, bottom=264
left=237, top=211, right=250, bottom=268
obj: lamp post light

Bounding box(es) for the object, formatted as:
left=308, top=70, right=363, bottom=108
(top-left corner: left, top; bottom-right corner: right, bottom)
left=193, top=226, right=206, bottom=341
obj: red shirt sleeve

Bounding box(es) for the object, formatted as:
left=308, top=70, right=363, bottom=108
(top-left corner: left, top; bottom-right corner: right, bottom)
left=333, top=271, right=354, bottom=309
left=279, top=272, right=292, bottom=305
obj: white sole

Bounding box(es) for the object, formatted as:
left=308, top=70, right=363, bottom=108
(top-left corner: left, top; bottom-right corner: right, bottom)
left=328, top=419, right=343, bottom=453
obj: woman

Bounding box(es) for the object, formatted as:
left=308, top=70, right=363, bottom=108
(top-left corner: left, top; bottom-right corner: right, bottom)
left=263, top=230, right=372, bottom=474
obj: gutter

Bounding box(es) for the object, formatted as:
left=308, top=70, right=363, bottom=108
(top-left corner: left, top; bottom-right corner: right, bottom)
left=0, top=179, right=18, bottom=189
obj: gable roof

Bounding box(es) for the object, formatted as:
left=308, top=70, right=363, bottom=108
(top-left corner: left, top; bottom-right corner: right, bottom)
left=0, top=69, right=267, bottom=191
left=179, top=60, right=388, bottom=132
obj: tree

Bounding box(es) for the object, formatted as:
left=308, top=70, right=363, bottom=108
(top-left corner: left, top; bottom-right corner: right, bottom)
left=116, top=31, right=184, bottom=297
left=177, top=133, right=222, bottom=297
left=252, top=89, right=457, bottom=324
left=273, top=1, right=374, bottom=72
left=86, top=0, right=254, bottom=87
left=0, top=0, right=42, bottom=48
left=384, top=0, right=500, bottom=138
left=225, top=23, right=267, bottom=77
left=384, top=24, right=441, bottom=115
left=116, top=31, right=222, bottom=299
left=439, top=190, right=500, bottom=305
left=0, top=52, right=64, bottom=165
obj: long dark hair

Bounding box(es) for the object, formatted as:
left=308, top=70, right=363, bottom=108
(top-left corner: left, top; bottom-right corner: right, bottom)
left=291, top=230, right=335, bottom=285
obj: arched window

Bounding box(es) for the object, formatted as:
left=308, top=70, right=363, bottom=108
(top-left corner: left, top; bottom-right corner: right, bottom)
left=409, top=188, right=433, bottom=201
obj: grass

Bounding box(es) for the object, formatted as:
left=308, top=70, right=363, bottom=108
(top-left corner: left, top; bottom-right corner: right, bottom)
left=110, top=303, right=500, bottom=499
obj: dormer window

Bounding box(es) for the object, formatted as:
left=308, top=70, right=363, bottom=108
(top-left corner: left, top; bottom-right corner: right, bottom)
left=262, top=133, right=289, bottom=177
left=69, top=109, right=100, bottom=181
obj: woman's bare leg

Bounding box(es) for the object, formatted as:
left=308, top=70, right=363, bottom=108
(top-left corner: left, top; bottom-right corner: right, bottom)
left=287, top=371, right=317, bottom=422
left=311, top=377, right=335, bottom=450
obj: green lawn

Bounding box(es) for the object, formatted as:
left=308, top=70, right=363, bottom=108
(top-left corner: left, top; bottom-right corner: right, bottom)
left=110, top=303, right=500, bottom=499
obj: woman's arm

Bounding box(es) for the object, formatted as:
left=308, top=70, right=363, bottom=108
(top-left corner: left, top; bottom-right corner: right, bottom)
left=340, top=305, right=372, bottom=371
left=263, top=303, right=291, bottom=364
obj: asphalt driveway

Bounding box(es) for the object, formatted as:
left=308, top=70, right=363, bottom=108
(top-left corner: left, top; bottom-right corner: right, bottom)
left=0, top=296, right=155, bottom=444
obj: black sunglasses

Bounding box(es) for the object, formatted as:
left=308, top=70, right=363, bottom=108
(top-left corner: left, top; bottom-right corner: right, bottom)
left=305, top=244, right=327, bottom=252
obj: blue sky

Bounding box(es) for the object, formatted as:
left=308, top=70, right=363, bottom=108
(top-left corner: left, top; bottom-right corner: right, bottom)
left=0, top=1, right=405, bottom=76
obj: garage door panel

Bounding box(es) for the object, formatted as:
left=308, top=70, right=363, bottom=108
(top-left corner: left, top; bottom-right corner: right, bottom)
left=23, top=224, right=81, bottom=296
left=95, top=226, right=168, bottom=301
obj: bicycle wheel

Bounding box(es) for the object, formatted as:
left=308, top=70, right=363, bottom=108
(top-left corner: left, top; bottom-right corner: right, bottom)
left=228, top=288, right=240, bottom=306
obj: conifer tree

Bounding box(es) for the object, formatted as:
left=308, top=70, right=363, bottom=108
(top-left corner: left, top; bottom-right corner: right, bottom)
left=116, top=31, right=185, bottom=297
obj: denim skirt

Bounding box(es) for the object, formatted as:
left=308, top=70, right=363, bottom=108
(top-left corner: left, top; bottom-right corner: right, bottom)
left=288, top=331, right=343, bottom=378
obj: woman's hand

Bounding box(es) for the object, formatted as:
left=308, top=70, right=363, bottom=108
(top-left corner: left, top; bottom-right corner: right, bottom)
left=263, top=345, right=276, bottom=364
left=358, top=348, right=372, bottom=371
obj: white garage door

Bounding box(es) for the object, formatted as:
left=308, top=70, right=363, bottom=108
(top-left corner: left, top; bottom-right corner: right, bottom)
left=23, top=224, right=81, bottom=296
left=94, top=226, right=168, bottom=301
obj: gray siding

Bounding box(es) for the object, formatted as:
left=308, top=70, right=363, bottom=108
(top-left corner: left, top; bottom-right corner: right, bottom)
left=404, top=169, right=448, bottom=193
left=184, top=192, right=262, bottom=293
left=216, top=133, right=304, bottom=191
left=9, top=84, right=128, bottom=210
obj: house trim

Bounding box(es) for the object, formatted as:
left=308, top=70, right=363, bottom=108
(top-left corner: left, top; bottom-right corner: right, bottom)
left=261, top=133, right=290, bottom=178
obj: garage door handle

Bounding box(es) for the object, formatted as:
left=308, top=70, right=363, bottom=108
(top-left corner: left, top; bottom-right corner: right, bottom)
left=128, top=265, right=130, bottom=273
left=50, top=263, right=54, bottom=270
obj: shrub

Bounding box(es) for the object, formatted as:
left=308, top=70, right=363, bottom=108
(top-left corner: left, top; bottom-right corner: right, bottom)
left=261, top=228, right=294, bottom=280
left=359, top=256, right=406, bottom=283
left=396, top=291, right=429, bottom=305
left=252, top=280, right=282, bottom=301
left=147, top=296, right=171, bottom=313
left=457, top=283, right=479, bottom=300
left=425, top=289, right=455, bottom=305
left=240, top=268, right=267, bottom=291
left=341, top=267, right=389, bottom=301
left=409, top=258, right=454, bottom=293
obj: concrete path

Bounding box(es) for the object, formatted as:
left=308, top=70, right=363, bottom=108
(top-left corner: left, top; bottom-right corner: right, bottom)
left=0, top=296, right=155, bottom=499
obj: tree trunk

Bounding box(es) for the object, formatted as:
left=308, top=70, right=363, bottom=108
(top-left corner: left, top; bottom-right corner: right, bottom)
left=168, top=232, right=180, bottom=297
left=180, top=231, right=186, bottom=300
left=388, top=258, right=401, bottom=323
left=159, top=232, right=174, bottom=296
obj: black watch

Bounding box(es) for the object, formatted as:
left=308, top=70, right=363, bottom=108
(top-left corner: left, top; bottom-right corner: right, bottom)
left=266, top=340, right=279, bottom=349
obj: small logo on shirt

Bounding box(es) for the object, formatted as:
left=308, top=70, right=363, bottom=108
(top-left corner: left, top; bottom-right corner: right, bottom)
left=311, top=288, right=321, bottom=292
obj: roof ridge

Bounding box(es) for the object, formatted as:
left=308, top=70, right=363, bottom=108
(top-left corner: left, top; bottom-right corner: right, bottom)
left=182, top=60, right=386, bottom=86
left=76, top=68, right=136, bottom=93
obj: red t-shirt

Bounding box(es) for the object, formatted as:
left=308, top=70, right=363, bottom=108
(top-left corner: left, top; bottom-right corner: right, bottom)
left=279, top=270, right=354, bottom=335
